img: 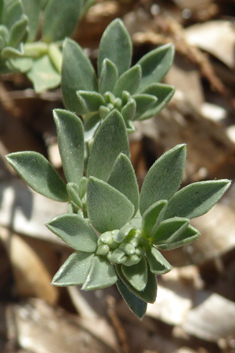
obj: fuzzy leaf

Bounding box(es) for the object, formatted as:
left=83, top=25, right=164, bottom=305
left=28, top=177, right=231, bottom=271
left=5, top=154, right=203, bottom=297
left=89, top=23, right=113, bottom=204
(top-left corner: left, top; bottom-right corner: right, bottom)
left=116, top=264, right=157, bottom=303
left=116, top=277, right=147, bottom=319
left=157, top=224, right=200, bottom=250
left=146, top=246, right=172, bottom=274
left=137, top=43, right=174, bottom=91
left=47, top=214, right=98, bottom=252
left=133, top=94, right=158, bottom=121
left=52, top=251, right=94, bottom=286
left=42, top=0, right=83, bottom=42
left=122, top=257, right=148, bottom=291
left=121, top=98, right=136, bottom=122
left=164, top=180, right=231, bottom=219
left=84, top=113, right=101, bottom=142
left=151, top=217, right=189, bottom=245
left=140, top=144, right=186, bottom=215
left=99, top=58, right=118, bottom=94
left=82, top=256, right=117, bottom=290
left=2, top=0, right=23, bottom=30
left=98, top=18, right=132, bottom=77
left=66, top=183, right=83, bottom=208
left=27, top=55, right=61, bottom=92
left=87, top=110, right=129, bottom=181
left=107, top=153, right=139, bottom=214
left=87, top=177, right=134, bottom=233
left=8, top=15, right=28, bottom=48
left=8, top=57, right=33, bottom=72
left=137, top=83, right=175, bottom=120
left=21, top=0, right=40, bottom=42
left=6, top=151, right=69, bottom=202
left=62, top=38, right=98, bottom=114
left=53, top=109, right=84, bottom=185
left=112, top=65, right=141, bottom=97
left=77, top=90, right=105, bottom=112
left=142, top=200, right=168, bottom=238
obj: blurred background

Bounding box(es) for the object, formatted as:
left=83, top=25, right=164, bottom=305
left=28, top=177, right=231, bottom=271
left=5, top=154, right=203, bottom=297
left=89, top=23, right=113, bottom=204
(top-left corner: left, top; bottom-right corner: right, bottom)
left=1, top=0, right=235, bottom=352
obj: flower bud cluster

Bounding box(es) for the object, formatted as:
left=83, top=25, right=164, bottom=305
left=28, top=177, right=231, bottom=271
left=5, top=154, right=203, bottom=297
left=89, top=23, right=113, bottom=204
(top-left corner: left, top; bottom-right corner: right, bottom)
left=96, top=226, right=147, bottom=266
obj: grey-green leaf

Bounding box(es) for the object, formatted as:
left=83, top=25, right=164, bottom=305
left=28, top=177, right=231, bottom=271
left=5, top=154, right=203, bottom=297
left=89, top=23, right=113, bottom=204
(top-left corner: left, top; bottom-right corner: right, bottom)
left=99, top=58, right=118, bottom=94
left=66, top=183, right=83, bottom=208
left=87, top=110, right=129, bottom=181
left=21, top=0, right=40, bottom=42
left=6, top=151, right=69, bottom=202
left=2, top=0, right=23, bottom=30
left=47, top=214, right=98, bottom=252
left=151, top=217, right=189, bottom=245
left=82, top=256, right=117, bottom=290
left=164, top=180, right=231, bottom=219
left=62, top=38, right=98, bottom=114
left=157, top=224, right=200, bottom=250
left=8, top=15, right=28, bottom=48
left=137, top=43, right=174, bottom=91
left=107, top=153, right=139, bottom=214
left=87, top=177, right=134, bottom=233
left=53, top=109, right=84, bottom=185
left=112, top=65, right=141, bottom=97
left=77, top=90, right=105, bottom=112
left=121, top=257, right=148, bottom=291
left=42, top=0, right=83, bottom=42
left=132, top=94, right=158, bottom=121
left=121, top=98, right=136, bottom=123
left=52, top=251, right=94, bottom=286
left=142, top=200, right=168, bottom=238
left=140, top=144, right=186, bottom=215
left=116, top=277, right=147, bottom=319
left=98, top=18, right=132, bottom=77
left=146, top=245, right=172, bottom=274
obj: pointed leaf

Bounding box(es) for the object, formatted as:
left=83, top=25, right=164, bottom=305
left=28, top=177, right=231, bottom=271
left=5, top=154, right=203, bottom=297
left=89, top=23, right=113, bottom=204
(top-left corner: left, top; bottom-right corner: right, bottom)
left=133, top=94, right=158, bottom=120
left=137, top=83, right=175, bottom=120
left=112, top=65, right=141, bottom=97
left=84, top=113, right=101, bottom=142
left=146, top=245, right=172, bottom=274
left=157, top=224, right=200, bottom=250
left=107, top=153, right=139, bottom=214
left=137, top=43, right=174, bottom=91
left=82, top=256, right=117, bottom=290
left=121, top=98, right=136, bottom=122
left=121, top=257, right=148, bottom=291
left=164, top=180, right=231, bottom=219
left=6, top=151, right=69, bottom=202
left=142, top=200, right=168, bottom=238
left=47, top=214, right=98, bottom=252
left=21, top=0, right=40, bottom=42
left=98, top=18, right=132, bottom=77
left=99, top=58, right=118, bottom=94
left=116, top=277, right=147, bottom=319
left=8, top=15, right=28, bottom=48
left=66, top=183, right=83, bottom=208
left=62, top=38, right=98, bottom=114
left=52, top=251, right=94, bottom=286
left=87, top=177, right=134, bottom=233
left=140, top=144, right=186, bottom=215
left=2, top=0, right=23, bottom=29
left=152, top=217, right=189, bottom=245
left=116, top=264, right=157, bottom=303
left=53, top=109, right=84, bottom=185
left=87, top=110, right=129, bottom=181
left=77, top=90, right=105, bottom=112
left=42, top=0, right=83, bottom=42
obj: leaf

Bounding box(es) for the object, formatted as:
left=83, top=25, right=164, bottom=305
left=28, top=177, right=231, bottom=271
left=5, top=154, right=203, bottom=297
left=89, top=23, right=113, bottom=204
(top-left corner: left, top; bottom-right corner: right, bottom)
left=136, top=83, right=175, bottom=120
left=62, top=38, right=98, bottom=114
left=141, top=200, right=168, bottom=238
left=146, top=245, right=172, bottom=274
left=107, top=153, right=139, bottom=214
left=116, top=277, right=147, bottom=319
left=164, top=180, right=231, bottom=219
left=2, top=0, right=23, bottom=30
left=87, top=177, right=134, bottom=233
left=27, top=55, right=61, bottom=92
left=132, top=94, right=157, bottom=121
left=151, top=217, right=189, bottom=245
left=121, top=98, right=136, bottom=123
left=53, top=109, right=84, bottom=185
left=84, top=113, right=101, bottom=142
left=8, top=15, right=28, bottom=48
left=77, top=90, right=105, bottom=112
left=98, top=18, right=132, bottom=77
left=137, top=43, right=175, bottom=91
left=112, top=65, right=141, bottom=97
left=6, top=151, right=69, bottom=202
left=52, top=251, right=94, bottom=286
left=82, top=256, right=117, bottom=290
left=116, top=264, right=157, bottom=303
left=99, top=58, right=118, bottom=94
left=121, top=257, right=148, bottom=291
left=157, top=224, right=200, bottom=250
left=87, top=110, right=129, bottom=181
left=140, top=144, right=186, bottom=215
left=42, top=0, right=83, bottom=42
left=7, top=57, right=33, bottom=72
left=66, top=183, right=83, bottom=208
left=21, top=0, right=40, bottom=42
left=47, top=214, right=98, bottom=252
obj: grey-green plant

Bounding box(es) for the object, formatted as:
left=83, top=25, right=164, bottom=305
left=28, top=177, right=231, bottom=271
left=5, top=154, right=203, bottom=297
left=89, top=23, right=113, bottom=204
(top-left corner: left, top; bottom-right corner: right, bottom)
left=6, top=19, right=231, bottom=319
left=0, top=0, right=94, bottom=92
